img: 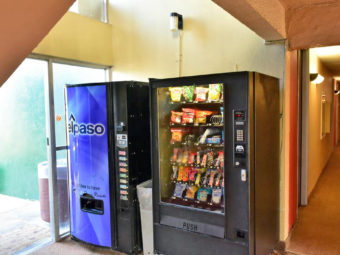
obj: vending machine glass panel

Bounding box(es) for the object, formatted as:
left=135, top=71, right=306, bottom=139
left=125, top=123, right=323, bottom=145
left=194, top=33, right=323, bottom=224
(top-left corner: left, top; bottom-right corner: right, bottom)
left=157, top=84, right=225, bottom=214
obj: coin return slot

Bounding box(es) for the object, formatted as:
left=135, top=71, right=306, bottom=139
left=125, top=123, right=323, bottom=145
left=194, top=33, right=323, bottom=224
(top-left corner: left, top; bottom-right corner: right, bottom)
left=80, top=194, right=104, bottom=215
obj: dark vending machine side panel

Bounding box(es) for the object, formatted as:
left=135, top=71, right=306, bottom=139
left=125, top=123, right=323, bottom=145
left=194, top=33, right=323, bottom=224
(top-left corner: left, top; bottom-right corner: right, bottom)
left=113, top=82, right=151, bottom=254
left=66, top=84, right=112, bottom=248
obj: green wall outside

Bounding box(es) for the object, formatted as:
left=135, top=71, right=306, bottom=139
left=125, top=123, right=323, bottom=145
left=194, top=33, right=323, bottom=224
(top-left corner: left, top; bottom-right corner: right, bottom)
left=0, top=59, right=47, bottom=200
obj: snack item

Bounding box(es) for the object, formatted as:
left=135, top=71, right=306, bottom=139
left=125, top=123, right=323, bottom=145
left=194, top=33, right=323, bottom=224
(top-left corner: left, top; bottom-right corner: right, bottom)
left=195, top=87, right=209, bottom=102
left=220, top=107, right=224, bottom=123
left=188, top=151, right=196, bottom=165
left=195, top=110, right=213, bottom=124
left=189, top=169, right=198, bottom=182
left=169, top=87, right=183, bottom=102
left=182, top=108, right=195, bottom=124
left=172, top=148, right=179, bottom=162
left=210, top=115, right=223, bottom=125
left=212, top=188, right=222, bottom=204
left=201, top=153, right=207, bottom=167
left=182, top=150, right=189, bottom=164
left=196, top=151, right=201, bottom=165
left=195, top=173, right=201, bottom=186
left=171, top=111, right=182, bottom=124
left=171, top=128, right=183, bottom=143
left=207, top=151, right=214, bottom=167
left=185, top=185, right=199, bottom=200
left=201, top=172, right=209, bottom=186
left=177, top=149, right=183, bottom=163
left=171, top=166, right=178, bottom=181
left=173, top=183, right=187, bottom=198
left=206, top=136, right=222, bottom=144
left=182, top=167, right=190, bottom=182
left=216, top=151, right=224, bottom=168
left=177, top=166, right=184, bottom=182
left=209, top=170, right=216, bottom=187
left=208, top=83, right=222, bottom=101
left=214, top=173, right=222, bottom=187
left=197, top=188, right=212, bottom=202
left=183, top=86, right=194, bottom=102
left=184, top=134, right=195, bottom=145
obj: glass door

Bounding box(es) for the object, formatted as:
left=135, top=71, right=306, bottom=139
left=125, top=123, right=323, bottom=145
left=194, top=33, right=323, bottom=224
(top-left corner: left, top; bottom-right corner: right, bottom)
left=157, top=84, right=225, bottom=213
left=44, top=59, right=108, bottom=240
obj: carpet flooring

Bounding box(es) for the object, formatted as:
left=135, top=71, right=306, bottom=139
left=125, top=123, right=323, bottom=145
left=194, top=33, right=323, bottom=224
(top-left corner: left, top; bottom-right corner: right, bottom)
left=286, top=146, right=340, bottom=255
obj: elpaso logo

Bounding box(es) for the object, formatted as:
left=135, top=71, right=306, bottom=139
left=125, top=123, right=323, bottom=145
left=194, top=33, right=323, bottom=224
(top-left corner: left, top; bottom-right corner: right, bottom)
left=68, top=114, right=105, bottom=136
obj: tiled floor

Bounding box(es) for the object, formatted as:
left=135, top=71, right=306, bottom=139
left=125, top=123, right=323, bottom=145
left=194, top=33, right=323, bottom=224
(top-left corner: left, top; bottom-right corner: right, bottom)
left=0, top=194, right=50, bottom=255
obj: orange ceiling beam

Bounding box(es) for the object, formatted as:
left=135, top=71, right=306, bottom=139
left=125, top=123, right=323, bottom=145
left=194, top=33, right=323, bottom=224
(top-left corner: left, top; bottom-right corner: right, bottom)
left=213, top=0, right=340, bottom=50
left=0, top=0, right=75, bottom=87
left=212, top=0, right=286, bottom=41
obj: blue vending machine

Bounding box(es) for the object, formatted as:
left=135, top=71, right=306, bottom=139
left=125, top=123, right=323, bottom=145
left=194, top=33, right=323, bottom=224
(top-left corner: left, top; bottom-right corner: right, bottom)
left=65, top=82, right=151, bottom=254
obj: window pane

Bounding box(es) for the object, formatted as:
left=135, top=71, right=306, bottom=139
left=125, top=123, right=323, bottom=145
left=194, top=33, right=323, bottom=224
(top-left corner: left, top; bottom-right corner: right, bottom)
left=69, top=0, right=107, bottom=23
left=53, top=63, right=106, bottom=148
left=0, top=58, right=51, bottom=252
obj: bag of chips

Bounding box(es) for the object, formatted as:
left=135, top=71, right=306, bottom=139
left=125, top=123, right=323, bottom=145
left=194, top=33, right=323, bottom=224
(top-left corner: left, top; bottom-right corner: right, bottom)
left=173, top=183, right=187, bottom=198
left=208, top=83, right=222, bottom=101
left=195, top=87, right=209, bottom=102
left=185, top=185, right=199, bottom=200
left=171, top=111, right=182, bottom=124
left=171, top=128, right=183, bottom=143
left=195, top=110, right=213, bottom=124
left=169, top=87, right=183, bottom=102
left=212, top=188, right=222, bottom=204
left=183, top=86, right=194, bottom=102
left=182, top=108, right=195, bottom=124
left=197, top=188, right=212, bottom=202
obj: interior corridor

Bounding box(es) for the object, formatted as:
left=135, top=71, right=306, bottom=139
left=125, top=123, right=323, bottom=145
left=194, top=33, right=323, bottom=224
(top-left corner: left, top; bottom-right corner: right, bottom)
left=286, top=145, right=340, bottom=255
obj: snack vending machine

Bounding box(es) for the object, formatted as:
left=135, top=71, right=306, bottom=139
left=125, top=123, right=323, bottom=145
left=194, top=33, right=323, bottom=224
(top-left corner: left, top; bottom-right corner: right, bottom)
left=150, top=72, right=280, bottom=255
left=65, top=82, right=150, bottom=254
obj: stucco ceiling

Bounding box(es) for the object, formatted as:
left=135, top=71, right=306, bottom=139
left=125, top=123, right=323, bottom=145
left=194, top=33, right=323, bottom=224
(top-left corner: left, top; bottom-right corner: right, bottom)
left=311, top=46, right=340, bottom=75
left=213, top=0, right=340, bottom=49
left=278, top=0, right=339, bottom=9
left=0, top=0, right=74, bottom=87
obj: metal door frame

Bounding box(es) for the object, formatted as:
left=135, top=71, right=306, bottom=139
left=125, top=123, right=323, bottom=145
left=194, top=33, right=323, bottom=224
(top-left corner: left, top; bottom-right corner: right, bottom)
left=299, top=50, right=309, bottom=206
left=30, top=53, right=111, bottom=241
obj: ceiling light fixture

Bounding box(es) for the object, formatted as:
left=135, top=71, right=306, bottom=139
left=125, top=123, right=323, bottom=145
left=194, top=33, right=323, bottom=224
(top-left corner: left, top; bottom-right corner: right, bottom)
left=310, top=73, right=324, bottom=84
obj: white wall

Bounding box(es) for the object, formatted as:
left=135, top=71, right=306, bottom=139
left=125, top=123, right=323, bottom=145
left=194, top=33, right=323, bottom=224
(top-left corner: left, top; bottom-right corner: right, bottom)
left=108, top=0, right=285, bottom=81
left=108, top=0, right=287, bottom=240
